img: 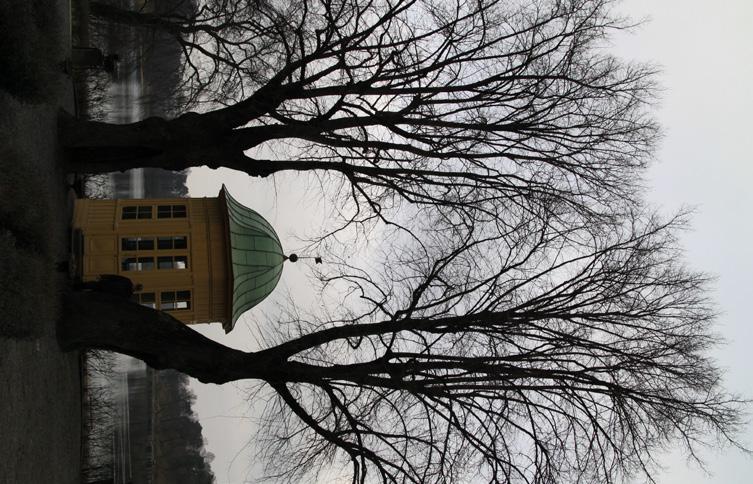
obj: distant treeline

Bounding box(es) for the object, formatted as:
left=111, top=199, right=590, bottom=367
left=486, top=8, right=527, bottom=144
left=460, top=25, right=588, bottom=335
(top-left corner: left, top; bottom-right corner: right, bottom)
left=152, top=369, right=215, bottom=484
left=83, top=359, right=216, bottom=483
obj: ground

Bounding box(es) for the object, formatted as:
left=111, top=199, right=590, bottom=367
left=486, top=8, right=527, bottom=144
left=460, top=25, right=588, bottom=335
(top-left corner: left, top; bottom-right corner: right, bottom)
left=0, top=0, right=83, bottom=482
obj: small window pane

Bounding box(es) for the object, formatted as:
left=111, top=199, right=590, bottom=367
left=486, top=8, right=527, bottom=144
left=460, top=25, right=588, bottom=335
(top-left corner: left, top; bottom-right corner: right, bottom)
left=122, top=207, right=137, bottom=220
left=176, top=290, right=191, bottom=300
left=158, top=256, right=173, bottom=269
left=157, top=237, right=172, bottom=250
left=173, top=236, right=187, bottom=249
left=122, top=238, right=137, bottom=251
left=134, top=292, right=156, bottom=309
left=161, top=292, right=175, bottom=303
left=137, top=239, right=154, bottom=250
left=175, top=256, right=188, bottom=269
left=138, top=257, right=154, bottom=270
left=175, top=301, right=189, bottom=309
left=122, top=257, right=137, bottom=271
left=157, top=205, right=172, bottom=218
left=137, top=206, right=152, bottom=219
left=172, top=205, right=187, bottom=218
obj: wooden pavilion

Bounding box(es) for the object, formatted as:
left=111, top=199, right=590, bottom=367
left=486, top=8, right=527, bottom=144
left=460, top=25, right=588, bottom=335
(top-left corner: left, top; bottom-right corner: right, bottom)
left=71, top=186, right=287, bottom=332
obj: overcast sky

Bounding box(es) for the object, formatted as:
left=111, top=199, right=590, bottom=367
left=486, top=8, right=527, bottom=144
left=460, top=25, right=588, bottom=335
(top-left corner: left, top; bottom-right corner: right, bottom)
left=186, top=1, right=753, bottom=482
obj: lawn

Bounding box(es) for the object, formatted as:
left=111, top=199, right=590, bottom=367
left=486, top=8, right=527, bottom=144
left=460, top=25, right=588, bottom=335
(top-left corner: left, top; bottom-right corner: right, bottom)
left=0, top=0, right=83, bottom=482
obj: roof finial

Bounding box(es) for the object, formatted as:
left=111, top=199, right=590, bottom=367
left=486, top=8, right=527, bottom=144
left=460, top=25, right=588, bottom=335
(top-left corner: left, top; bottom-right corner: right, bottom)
left=285, top=253, right=322, bottom=264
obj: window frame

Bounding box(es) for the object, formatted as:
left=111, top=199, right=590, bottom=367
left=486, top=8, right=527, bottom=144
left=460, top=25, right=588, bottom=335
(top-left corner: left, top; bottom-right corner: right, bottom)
left=157, top=236, right=188, bottom=250
left=121, top=237, right=155, bottom=252
left=121, top=205, right=153, bottom=220
left=122, top=256, right=155, bottom=271
left=157, top=255, right=189, bottom=270
left=132, top=292, right=157, bottom=309
left=160, top=290, right=191, bottom=311
left=157, top=204, right=187, bottom=219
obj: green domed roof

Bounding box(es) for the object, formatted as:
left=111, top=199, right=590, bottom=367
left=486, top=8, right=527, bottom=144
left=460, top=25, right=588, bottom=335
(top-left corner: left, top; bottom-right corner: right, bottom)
left=220, top=186, right=286, bottom=332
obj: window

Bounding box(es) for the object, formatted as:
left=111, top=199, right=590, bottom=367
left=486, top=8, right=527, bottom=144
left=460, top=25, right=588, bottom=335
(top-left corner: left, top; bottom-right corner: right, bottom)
left=157, top=255, right=188, bottom=270
left=161, top=290, right=191, bottom=310
left=121, top=236, right=188, bottom=273
left=123, top=236, right=187, bottom=251
left=122, top=206, right=152, bottom=220
left=132, top=292, right=156, bottom=309
left=122, top=207, right=136, bottom=220
left=157, top=205, right=187, bottom=219
left=121, top=237, right=155, bottom=251
left=157, top=236, right=188, bottom=250
left=122, top=257, right=155, bottom=271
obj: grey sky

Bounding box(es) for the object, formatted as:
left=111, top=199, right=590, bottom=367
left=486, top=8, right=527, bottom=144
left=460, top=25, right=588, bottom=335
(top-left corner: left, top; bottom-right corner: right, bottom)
left=187, top=1, right=753, bottom=482
left=613, top=1, right=753, bottom=483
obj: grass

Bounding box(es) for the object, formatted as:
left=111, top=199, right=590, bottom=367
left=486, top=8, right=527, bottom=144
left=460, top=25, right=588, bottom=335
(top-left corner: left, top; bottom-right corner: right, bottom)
left=0, top=0, right=85, bottom=481
left=0, top=1, right=84, bottom=479
left=0, top=0, right=74, bottom=337
left=0, top=0, right=67, bottom=102
left=0, top=232, right=55, bottom=338
left=0, top=92, right=61, bottom=338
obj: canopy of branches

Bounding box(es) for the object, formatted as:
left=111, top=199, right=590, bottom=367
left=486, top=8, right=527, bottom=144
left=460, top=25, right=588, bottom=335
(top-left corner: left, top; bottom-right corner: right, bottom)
left=75, top=1, right=747, bottom=483
left=86, top=0, right=659, bottom=237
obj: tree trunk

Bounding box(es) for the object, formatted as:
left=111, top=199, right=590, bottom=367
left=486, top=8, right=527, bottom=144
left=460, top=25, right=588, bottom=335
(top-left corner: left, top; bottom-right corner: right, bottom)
left=58, top=293, right=389, bottom=388
left=58, top=111, right=232, bottom=173
left=59, top=292, right=264, bottom=384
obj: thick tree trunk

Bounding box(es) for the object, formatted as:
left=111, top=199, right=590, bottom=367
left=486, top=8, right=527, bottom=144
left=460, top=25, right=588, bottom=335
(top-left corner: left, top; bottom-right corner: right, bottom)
left=58, top=112, right=212, bottom=173
left=58, top=111, right=234, bottom=173
left=58, top=109, right=289, bottom=175
left=59, top=292, right=265, bottom=384
left=59, top=293, right=439, bottom=393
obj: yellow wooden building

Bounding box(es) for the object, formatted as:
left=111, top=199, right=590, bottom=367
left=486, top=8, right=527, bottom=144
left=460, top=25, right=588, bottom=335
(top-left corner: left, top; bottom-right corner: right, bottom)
left=71, top=186, right=288, bottom=332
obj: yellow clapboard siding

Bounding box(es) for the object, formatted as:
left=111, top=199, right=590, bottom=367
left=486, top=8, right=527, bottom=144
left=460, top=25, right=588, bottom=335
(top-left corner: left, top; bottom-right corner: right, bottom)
left=72, top=197, right=231, bottom=327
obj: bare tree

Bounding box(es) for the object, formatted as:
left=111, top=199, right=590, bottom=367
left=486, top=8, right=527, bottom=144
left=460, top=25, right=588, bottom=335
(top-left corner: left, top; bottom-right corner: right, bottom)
left=60, top=208, right=745, bottom=483
left=59, top=1, right=743, bottom=481
left=64, top=0, right=658, bottom=232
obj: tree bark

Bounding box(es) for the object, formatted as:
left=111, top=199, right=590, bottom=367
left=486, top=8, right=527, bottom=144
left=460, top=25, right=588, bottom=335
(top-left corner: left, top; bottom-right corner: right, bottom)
left=59, top=292, right=264, bottom=384
left=58, top=293, right=406, bottom=389
left=58, top=111, right=233, bottom=173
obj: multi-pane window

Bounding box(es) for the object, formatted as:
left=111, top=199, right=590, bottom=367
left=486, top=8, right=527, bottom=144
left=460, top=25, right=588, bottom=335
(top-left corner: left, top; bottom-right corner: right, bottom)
left=122, top=257, right=155, bottom=271
left=157, top=205, right=187, bottom=219
left=132, top=292, right=156, bottom=309
left=134, top=290, right=193, bottom=311
left=161, top=290, right=191, bottom=310
left=121, top=235, right=189, bottom=273
left=121, top=237, right=155, bottom=251
left=157, top=255, right=188, bottom=270
left=157, top=236, right=188, bottom=250
left=122, top=206, right=152, bottom=220
left=122, top=205, right=186, bottom=220
left=122, top=236, right=189, bottom=251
